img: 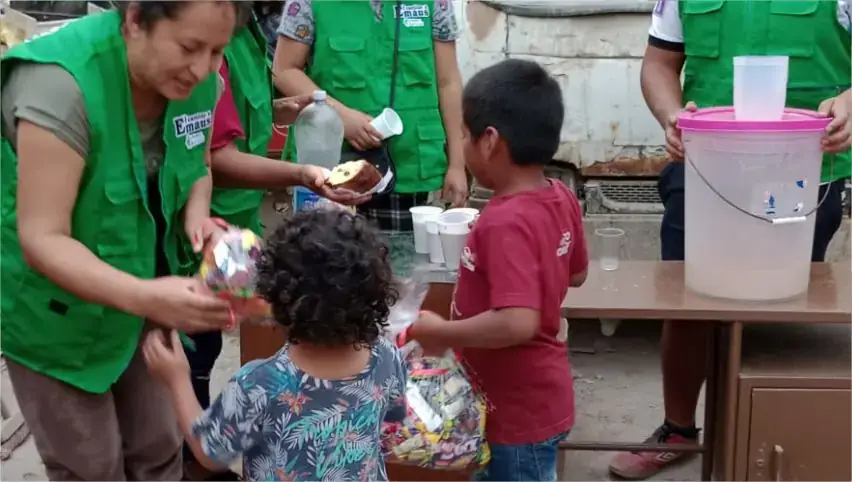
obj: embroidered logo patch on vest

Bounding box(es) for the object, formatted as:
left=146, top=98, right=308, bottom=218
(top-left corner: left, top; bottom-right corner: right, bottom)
left=173, top=111, right=212, bottom=149
left=396, top=4, right=429, bottom=27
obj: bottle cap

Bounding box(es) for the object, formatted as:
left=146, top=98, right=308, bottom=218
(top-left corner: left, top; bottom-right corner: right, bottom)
left=312, top=90, right=327, bottom=102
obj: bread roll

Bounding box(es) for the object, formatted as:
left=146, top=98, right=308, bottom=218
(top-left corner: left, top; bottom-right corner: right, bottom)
left=327, top=159, right=382, bottom=194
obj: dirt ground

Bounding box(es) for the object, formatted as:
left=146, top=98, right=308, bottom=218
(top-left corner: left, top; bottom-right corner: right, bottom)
left=1, top=320, right=701, bottom=481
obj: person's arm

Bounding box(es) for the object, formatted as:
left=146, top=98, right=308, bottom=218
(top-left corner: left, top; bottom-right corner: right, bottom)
left=641, top=1, right=687, bottom=127
left=208, top=59, right=307, bottom=188
left=16, top=121, right=152, bottom=315
left=384, top=341, right=409, bottom=423
left=182, top=363, right=266, bottom=470
left=411, top=222, right=542, bottom=349
left=7, top=64, right=153, bottom=316
left=212, top=144, right=308, bottom=188
left=567, top=194, right=589, bottom=287
left=432, top=5, right=465, bottom=175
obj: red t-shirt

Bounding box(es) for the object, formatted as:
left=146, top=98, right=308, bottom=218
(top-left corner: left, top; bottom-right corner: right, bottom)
left=211, top=59, right=245, bottom=150
left=451, top=179, right=588, bottom=445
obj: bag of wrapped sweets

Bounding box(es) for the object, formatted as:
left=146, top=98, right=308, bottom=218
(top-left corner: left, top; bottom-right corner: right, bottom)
left=197, top=222, right=272, bottom=329
left=381, top=346, right=491, bottom=471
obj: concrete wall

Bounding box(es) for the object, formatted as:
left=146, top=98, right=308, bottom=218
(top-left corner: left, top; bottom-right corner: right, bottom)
left=454, top=1, right=666, bottom=173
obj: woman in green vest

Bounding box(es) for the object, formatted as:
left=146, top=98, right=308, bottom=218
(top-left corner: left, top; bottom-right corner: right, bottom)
left=610, top=1, right=851, bottom=480
left=274, top=0, right=469, bottom=232
left=0, top=2, right=250, bottom=480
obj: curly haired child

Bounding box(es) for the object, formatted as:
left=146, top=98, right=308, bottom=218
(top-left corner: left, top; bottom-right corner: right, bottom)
left=143, top=209, right=408, bottom=482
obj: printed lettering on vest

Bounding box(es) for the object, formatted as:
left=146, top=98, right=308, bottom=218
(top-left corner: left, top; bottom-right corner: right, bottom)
left=396, top=4, right=430, bottom=18
left=173, top=111, right=212, bottom=149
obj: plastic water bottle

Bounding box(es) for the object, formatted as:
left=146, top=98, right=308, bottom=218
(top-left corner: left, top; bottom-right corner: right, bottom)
left=292, top=90, right=344, bottom=212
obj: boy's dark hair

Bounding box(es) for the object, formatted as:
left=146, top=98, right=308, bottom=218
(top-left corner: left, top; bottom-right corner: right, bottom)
left=463, top=58, right=564, bottom=166
left=256, top=209, right=398, bottom=348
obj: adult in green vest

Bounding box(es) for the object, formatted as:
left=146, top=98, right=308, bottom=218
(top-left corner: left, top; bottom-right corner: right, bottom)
left=610, top=1, right=851, bottom=479
left=0, top=2, right=250, bottom=480
left=274, top=0, right=469, bottom=232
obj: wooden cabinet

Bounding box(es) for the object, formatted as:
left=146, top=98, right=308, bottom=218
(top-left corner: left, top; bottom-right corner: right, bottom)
left=730, top=324, right=851, bottom=481
left=745, top=388, right=850, bottom=481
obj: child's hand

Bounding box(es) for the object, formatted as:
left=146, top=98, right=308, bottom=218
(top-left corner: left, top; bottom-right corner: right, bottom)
left=143, top=329, right=190, bottom=386
left=407, top=311, right=450, bottom=354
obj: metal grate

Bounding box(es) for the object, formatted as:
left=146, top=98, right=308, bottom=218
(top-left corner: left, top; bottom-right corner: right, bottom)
left=584, top=180, right=663, bottom=215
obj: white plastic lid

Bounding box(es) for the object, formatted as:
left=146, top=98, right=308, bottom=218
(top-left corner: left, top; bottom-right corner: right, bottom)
left=312, top=90, right=327, bottom=101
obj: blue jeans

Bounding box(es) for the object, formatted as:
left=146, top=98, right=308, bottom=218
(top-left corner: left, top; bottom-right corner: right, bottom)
left=475, top=432, right=569, bottom=482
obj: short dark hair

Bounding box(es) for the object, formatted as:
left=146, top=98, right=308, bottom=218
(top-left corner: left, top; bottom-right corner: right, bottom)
left=256, top=209, right=399, bottom=348
left=463, top=58, right=564, bottom=166
left=117, top=1, right=252, bottom=30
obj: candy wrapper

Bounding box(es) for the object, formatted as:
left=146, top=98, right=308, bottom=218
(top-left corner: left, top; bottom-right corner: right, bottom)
left=198, top=226, right=272, bottom=329
left=382, top=353, right=490, bottom=470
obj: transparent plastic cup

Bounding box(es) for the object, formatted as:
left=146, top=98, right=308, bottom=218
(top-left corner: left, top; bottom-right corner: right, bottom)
left=733, top=56, right=789, bottom=121
left=595, top=227, right=624, bottom=271
left=437, top=211, right=476, bottom=270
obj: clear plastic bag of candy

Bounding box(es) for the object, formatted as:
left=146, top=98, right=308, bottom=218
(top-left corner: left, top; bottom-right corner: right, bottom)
left=198, top=225, right=272, bottom=329
left=381, top=350, right=491, bottom=470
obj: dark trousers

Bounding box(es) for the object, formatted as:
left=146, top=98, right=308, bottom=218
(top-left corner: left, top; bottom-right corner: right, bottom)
left=182, top=331, right=223, bottom=461
left=659, top=162, right=846, bottom=262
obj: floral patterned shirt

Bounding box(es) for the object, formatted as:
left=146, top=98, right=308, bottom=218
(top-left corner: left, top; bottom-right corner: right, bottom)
left=277, top=0, right=460, bottom=45
left=192, top=338, right=408, bottom=481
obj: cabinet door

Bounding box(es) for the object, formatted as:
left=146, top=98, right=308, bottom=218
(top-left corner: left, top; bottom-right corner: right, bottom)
left=747, top=388, right=851, bottom=481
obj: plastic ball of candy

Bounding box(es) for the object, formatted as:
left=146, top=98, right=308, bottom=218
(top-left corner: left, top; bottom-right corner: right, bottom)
left=198, top=227, right=272, bottom=325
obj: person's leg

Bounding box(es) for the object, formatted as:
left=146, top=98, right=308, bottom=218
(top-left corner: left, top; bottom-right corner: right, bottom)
left=476, top=433, right=566, bottom=482
left=186, top=330, right=224, bottom=408
left=112, top=340, right=183, bottom=481
left=810, top=180, right=845, bottom=262
left=5, top=357, right=125, bottom=481
left=610, top=162, right=704, bottom=480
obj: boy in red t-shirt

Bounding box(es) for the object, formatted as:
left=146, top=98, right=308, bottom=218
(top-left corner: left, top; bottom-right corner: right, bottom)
left=408, top=59, right=589, bottom=481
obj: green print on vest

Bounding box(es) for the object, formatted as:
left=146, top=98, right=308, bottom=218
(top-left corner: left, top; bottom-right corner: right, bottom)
left=0, top=11, right=218, bottom=394
left=285, top=0, right=448, bottom=194
left=209, top=20, right=273, bottom=245
left=679, top=0, right=851, bottom=182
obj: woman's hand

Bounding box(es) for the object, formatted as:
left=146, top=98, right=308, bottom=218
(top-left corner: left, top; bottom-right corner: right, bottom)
left=143, top=329, right=190, bottom=387
left=441, top=165, right=468, bottom=208
left=135, top=277, right=232, bottom=332
left=819, top=92, right=851, bottom=154
left=340, top=106, right=383, bottom=151
left=273, top=94, right=312, bottom=126
left=298, top=165, right=372, bottom=206
left=185, top=216, right=228, bottom=253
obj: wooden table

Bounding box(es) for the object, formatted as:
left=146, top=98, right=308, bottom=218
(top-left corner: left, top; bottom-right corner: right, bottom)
left=560, top=261, right=851, bottom=481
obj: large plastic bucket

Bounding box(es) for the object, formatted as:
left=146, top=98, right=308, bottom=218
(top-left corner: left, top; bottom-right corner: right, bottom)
left=677, top=107, right=831, bottom=301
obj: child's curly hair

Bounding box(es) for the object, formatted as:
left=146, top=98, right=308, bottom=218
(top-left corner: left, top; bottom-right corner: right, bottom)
left=256, top=208, right=399, bottom=348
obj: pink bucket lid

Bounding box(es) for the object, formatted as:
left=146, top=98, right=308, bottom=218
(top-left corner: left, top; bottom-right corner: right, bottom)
left=677, top=107, right=831, bottom=132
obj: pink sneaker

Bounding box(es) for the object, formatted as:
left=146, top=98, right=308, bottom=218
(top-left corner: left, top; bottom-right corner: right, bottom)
left=608, top=424, right=698, bottom=480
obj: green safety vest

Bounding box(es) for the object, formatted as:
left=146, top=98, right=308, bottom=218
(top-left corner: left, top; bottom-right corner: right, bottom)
left=679, top=0, right=852, bottom=182
left=209, top=20, right=273, bottom=242
left=0, top=12, right=218, bottom=393
left=284, top=0, right=448, bottom=193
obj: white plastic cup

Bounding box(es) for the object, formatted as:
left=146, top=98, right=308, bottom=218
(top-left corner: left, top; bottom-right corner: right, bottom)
left=370, top=107, right=404, bottom=139
left=595, top=227, right=624, bottom=271
left=437, top=210, right=476, bottom=270
left=443, top=207, right=480, bottom=220
left=425, top=216, right=444, bottom=264
left=733, top=56, right=789, bottom=121
left=409, top=206, right=443, bottom=254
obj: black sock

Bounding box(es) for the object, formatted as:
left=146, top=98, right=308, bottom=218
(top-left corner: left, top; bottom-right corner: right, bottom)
left=662, top=420, right=700, bottom=439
